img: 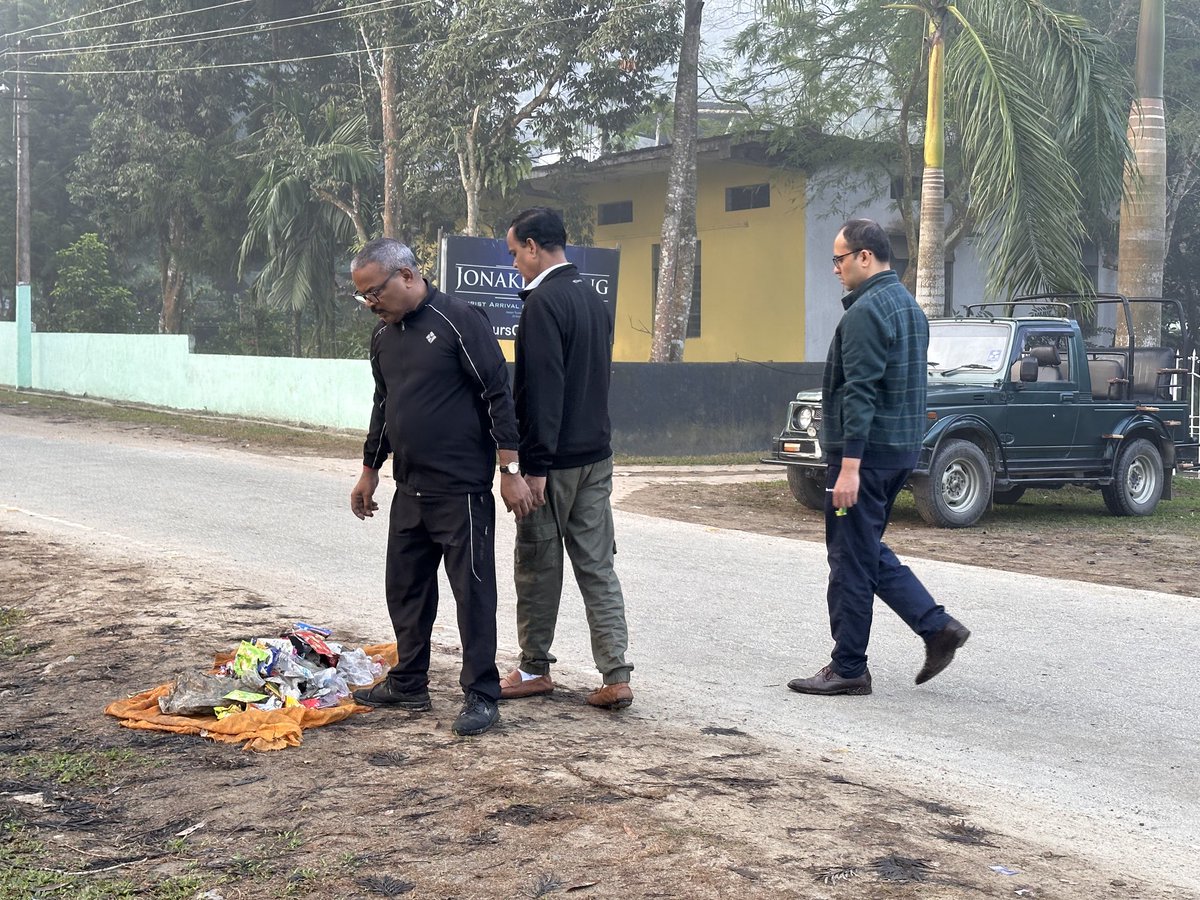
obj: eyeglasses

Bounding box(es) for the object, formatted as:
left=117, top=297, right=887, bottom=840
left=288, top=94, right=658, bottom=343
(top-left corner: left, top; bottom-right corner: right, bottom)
left=353, top=268, right=401, bottom=306
left=831, top=249, right=863, bottom=266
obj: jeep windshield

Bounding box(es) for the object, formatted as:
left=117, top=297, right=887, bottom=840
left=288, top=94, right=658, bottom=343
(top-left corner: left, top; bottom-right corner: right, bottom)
left=928, top=321, right=1012, bottom=377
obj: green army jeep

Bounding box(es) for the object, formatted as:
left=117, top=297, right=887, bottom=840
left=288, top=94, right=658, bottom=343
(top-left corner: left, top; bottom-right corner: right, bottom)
left=766, top=295, right=1200, bottom=527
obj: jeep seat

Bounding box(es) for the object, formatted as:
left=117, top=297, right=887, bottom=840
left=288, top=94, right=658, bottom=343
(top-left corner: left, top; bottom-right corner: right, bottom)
left=1130, top=348, right=1176, bottom=400
left=1086, top=357, right=1126, bottom=400
left=1011, top=345, right=1065, bottom=382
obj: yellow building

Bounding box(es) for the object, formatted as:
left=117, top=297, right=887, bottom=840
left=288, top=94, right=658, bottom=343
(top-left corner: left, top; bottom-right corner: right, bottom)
left=524, top=136, right=808, bottom=363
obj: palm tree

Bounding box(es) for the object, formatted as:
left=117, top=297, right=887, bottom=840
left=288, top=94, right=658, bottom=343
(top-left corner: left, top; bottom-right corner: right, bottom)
left=1117, top=0, right=1166, bottom=342
left=238, top=97, right=377, bottom=356
left=758, top=0, right=1133, bottom=315
left=893, top=0, right=1134, bottom=315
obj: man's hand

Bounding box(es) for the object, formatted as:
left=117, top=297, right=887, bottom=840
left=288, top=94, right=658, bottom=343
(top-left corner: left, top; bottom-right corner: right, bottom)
left=351, top=468, right=380, bottom=520
left=500, top=473, right=535, bottom=520
left=831, top=460, right=861, bottom=510
left=524, top=474, right=548, bottom=507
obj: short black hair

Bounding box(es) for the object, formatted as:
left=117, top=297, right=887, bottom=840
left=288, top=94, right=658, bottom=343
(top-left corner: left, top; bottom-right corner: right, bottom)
left=839, top=218, right=891, bottom=263
left=510, top=207, right=567, bottom=250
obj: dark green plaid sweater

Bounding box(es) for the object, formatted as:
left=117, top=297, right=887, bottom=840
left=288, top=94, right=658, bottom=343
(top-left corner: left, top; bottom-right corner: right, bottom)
left=820, top=270, right=929, bottom=467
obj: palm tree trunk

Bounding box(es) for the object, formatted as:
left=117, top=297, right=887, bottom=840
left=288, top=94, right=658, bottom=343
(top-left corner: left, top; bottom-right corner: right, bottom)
left=650, top=0, right=703, bottom=363
left=1117, top=0, right=1166, bottom=344
left=915, top=17, right=946, bottom=318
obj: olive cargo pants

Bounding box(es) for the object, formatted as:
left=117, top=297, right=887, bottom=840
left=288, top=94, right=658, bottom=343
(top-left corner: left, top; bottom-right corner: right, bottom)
left=513, top=457, right=633, bottom=685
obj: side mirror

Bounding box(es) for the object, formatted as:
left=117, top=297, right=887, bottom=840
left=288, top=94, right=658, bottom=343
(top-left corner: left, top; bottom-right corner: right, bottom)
left=1019, top=355, right=1039, bottom=382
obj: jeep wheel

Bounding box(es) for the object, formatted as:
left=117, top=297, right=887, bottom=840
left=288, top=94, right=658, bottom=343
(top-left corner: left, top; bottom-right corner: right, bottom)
left=1101, top=438, right=1163, bottom=517
left=786, top=467, right=826, bottom=511
left=912, top=439, right=993, bottom=528
left=992, top=486, right=1026, bottom=505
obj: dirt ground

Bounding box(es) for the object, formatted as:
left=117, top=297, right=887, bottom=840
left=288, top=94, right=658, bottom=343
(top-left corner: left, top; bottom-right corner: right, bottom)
left=617, top=477, right=1200, bottom=599
left=0, top=527, right=1192, bottom=900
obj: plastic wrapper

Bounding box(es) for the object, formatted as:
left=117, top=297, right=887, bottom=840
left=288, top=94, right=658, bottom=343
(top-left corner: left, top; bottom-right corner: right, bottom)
left=231, top=641, right=272, bottom=678
left=284, top=627, right=339, bottom=668
left=223, top=689, right=268, bottom=703
left=336, top=647, right=383, bottom=687
left=293, top=622, right=332, bottom=636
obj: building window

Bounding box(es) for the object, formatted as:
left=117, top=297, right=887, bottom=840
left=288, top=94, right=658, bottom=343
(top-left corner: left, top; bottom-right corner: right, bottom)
left=725, top=183, right=770, bottom=211
left=890, top=176, right=920, bottom=200
left=889, top=233, right=909, bottom=283
left=597, top=200, right=633, bottom=225
left=651, top=241, right=701, bottom=338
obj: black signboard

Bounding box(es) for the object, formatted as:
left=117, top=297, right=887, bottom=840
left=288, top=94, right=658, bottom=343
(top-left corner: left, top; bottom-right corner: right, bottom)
left=438, top=235, right=620, bottom=340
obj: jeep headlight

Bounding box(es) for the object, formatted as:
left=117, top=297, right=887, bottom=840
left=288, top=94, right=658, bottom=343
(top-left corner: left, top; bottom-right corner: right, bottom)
left=792, top=406, right=814, bottom=432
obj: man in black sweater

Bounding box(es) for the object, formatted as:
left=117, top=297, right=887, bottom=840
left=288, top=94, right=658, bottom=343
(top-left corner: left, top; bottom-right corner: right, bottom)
left=349, top=238, right=533, bottom=736
left=500, top=208, right=633, bottom=709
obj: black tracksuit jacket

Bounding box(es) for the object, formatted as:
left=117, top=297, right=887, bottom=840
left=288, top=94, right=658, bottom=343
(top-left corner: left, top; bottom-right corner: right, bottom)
left=363, top=282, right=519, bottom=495
left=514, top=264, right=613, bottom=477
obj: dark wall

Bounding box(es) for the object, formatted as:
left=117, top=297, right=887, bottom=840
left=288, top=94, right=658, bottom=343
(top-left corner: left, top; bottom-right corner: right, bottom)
left=608, top=361, right=825, bottom=456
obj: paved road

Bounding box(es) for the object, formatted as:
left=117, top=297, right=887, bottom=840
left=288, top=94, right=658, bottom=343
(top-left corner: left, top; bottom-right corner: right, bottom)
left=3, top=411, right=1198, bottom=890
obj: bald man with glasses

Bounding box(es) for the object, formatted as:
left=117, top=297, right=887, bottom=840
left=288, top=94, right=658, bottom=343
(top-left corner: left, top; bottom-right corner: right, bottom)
left=349, top=238, right=533, bottom=737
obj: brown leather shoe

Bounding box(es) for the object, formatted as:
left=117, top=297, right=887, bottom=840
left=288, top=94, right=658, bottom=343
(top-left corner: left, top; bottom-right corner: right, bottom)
left=586, top=682, right=633, bottom=709
left=499, top=668, right=554, bottom=699
left=787, top=664, right=872, bottom=695
left=915, top=619, right=970, bottom=684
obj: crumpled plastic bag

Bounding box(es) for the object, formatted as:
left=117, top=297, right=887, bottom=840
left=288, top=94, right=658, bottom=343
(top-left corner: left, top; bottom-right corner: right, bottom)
left=305, top=667, right=352, bottom=708
left=335, top=647, right=383, bottom=687
left=158, top=671, right=272, bottom=716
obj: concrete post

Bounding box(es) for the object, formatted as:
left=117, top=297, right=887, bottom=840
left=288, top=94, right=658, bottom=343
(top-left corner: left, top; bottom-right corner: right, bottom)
left=16, top=283, right=31, bottom=388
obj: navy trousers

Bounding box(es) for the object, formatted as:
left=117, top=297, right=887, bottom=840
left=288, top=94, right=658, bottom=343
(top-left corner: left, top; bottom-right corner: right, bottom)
left=384, top=490, right=501, bottom=701
left=825, top=462, right=949, bottom=679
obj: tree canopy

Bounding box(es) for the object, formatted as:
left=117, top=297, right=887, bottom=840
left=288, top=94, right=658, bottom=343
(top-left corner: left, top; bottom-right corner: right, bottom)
left=2, top=0, right=679, bottom=350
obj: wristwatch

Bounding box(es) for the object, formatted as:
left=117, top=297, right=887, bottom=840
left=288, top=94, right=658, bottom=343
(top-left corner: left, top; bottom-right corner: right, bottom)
left=500, top=460, right=521, bottom=476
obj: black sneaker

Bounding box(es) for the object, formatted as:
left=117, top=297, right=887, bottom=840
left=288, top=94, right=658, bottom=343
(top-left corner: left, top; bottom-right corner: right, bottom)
left=352, top=681, right=432, bottom=710
left=452, top=691, right=499, bottom=736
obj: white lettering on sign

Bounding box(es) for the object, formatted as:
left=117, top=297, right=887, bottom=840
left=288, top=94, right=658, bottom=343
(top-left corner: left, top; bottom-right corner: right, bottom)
left=455, top=264, right=525, bottom=292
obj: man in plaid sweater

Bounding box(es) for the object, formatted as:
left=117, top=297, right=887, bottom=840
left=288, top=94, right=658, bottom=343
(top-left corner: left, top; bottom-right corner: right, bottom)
left=788, top=219, right=970, bottom=696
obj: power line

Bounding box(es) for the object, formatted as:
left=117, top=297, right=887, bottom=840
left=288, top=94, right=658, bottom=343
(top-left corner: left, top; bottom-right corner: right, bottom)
left=18, top=0, right=255, bottom=42
left=0, top=5, right=639, bottom=78
left=3, top=0, right=144, bottom=40
left=7, top=0, right=425, bottom=60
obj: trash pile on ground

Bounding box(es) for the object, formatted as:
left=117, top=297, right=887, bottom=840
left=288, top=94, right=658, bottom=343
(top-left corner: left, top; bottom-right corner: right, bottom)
left=158, top=623, right=384, bottom=718
left=105, top=626, right=397, bottom=751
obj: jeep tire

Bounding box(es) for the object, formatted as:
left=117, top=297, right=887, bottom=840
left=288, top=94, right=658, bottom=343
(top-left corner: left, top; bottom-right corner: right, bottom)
left=1101, top=437, right=1163, bottom=517
left=786, top=467, right=826, bottom=511
left=912, top=439, right=994, bottom=528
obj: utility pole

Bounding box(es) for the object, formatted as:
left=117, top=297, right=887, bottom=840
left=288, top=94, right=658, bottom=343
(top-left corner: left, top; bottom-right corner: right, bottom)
left=15, top=40, right=33, bottom=388
left=16, top=58, right=30, bottom=284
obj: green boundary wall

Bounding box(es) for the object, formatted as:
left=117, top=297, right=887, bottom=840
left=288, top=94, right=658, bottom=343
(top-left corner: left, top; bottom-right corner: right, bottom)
left=0, top=322, right=823, bottom=453
left=0, top=322, right=373, bottom=431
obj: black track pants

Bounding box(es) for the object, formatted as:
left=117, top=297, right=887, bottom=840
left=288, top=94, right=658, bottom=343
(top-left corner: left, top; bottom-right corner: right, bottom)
left=383, top=490, right=501, bottom=700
